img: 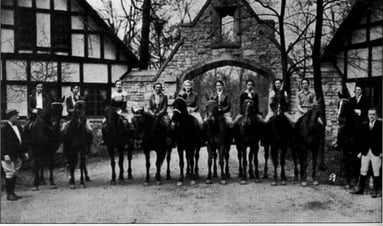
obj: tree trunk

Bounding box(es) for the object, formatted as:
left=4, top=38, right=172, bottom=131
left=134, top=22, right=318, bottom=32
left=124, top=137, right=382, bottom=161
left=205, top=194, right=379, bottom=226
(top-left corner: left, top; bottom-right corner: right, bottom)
left=279, top=0, right=290, bottom=93
left=313, top=0, right=326, bottom=170
left=139, top=0, right=151, bottom=69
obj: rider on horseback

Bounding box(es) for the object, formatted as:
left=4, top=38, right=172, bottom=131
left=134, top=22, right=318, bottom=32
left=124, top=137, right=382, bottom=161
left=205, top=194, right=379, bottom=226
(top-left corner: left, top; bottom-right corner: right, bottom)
left=234, top=79, right=262, bottom=124
left=111, top=80, right=128, bottom=115
left=179, top=80, right=203, bottom=128
left=148, top=82, right=172, bottom=144
left=266, top=79, right=289, bottom=122
left=26, top=83, right=52, bottom=130
left=208, top=80, right=233, bottom=128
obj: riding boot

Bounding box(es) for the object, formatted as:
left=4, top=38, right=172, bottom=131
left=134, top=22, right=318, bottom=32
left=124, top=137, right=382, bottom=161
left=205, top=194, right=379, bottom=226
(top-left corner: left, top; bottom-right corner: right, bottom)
left=11, top=177, right=22, bottom=199
left=6, top=178, right=17, bottom=201
left=371, top=176, right=380, bottom=198
left=350, top=175, right=366, bottom=195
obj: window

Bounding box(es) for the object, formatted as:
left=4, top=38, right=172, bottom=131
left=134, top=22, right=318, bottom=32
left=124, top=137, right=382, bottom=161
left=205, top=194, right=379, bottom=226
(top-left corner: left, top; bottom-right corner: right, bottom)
left=15, top=8, right=36, bottom=50
left=83, top=86, right=107, bottom=116
left=52, top=12, right=70, bottom=51
left=221, top=15, right=235, bottom=42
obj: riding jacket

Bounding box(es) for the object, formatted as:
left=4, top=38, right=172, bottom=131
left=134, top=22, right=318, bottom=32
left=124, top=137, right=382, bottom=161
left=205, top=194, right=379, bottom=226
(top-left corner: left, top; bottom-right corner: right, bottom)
left=239, top=92, right=259, bottom=115
left=210, top=91, right=231, bottom=113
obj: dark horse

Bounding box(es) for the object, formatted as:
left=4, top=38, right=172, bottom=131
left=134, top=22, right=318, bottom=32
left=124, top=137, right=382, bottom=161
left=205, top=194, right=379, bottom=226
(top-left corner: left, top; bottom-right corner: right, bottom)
left=171, top=96, right=202, bottom=186
left=25, top=103, right=62, bottom=191
left=265, top=103, right=298, bottom=186
left=102, top=106, right=133, bottom=184
left=295, top=102, right=325, bottom=186
left=234, top=99, right=265, bottom=184
left=204, top=100, right=231, bottom=184
left=131, top=107, right=172, bottom=185
left=62, top=101, right=93, bottom=189
left=337, top=93, right=362, bottom=188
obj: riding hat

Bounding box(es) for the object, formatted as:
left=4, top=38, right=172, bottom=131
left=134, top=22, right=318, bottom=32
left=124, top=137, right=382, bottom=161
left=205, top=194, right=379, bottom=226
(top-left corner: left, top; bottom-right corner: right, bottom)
left=5, top=109, right=19, bottom=119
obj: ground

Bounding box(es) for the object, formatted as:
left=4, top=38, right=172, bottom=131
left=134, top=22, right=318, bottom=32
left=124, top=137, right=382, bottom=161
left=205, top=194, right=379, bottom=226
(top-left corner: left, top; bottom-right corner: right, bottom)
left=1, top=146, right=381, bottom=223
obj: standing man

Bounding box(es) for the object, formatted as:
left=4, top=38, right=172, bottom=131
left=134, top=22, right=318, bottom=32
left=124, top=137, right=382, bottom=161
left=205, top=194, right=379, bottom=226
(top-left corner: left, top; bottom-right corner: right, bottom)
left=351, top=85, right=368, bottom=123
left=351, top=108, right=382, bottom=198
left=65, top=85, right=81, bottom=117
left=1, top=109, right=29, bottom=201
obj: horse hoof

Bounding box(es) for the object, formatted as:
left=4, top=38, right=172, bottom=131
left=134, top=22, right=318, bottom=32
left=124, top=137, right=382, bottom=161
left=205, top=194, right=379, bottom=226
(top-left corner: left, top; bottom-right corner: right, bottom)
left=220, top=180, right=226, bottom=185
left=70, top=185, right=76, bottom=189
left=119, top=180, right=125, bottom=185
left=128, top=175, right=133, bottom=180
left=240, top=180, right=247, bottom=185
left=271, top=182, right=277, bottom=186
left=85, top=176, right=91, bottom=182
left=166, top=176, right=171, bottom=180
left=280, top=181, right=287, bottom=186
left=206, top=179, right=212, bottom=184
left=313, top=181, right=319, bottom=186
left=81, top=184, right=87, bottom=189
left=32, top=186, right=39, bottom=191
left=263, top=174, right=268, bottom=179
left=301, top=181, right=308, bottom=187
left=110, top=181, right=116, bottom=185
left=144, top=182, right=149, bottom=186
left=50, top=184, right=58, bottom=189
left=190, top=180, right=196, bottom=185
left=156, top=181, right=162, bottom=186
left=177, top=181, right=183, bottom=186
left=344, top=185, right=351, bottom=189
left=255, top=179, right=261, bottom=183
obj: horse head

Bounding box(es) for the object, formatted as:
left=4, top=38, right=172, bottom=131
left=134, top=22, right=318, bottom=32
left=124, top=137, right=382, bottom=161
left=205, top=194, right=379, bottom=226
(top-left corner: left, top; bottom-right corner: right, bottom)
left=131, top=106, right=147, bottom=146
left=172, top=95, right=187, bottom=123
left=337, top=93, right=354, bottom=126
left=204, top=100, right=219, bottom=124
left=104, top=105, right=119, bottom=125
left=242, top=99, right=255, bottom=126
left=73, top=100, right=87, bottom=126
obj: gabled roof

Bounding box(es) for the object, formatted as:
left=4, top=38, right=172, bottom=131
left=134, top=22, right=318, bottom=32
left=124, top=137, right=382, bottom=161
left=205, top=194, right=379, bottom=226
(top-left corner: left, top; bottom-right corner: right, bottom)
left=321, top=0, right=368, bottom=61
left=79, top=0, right=139, bottom=67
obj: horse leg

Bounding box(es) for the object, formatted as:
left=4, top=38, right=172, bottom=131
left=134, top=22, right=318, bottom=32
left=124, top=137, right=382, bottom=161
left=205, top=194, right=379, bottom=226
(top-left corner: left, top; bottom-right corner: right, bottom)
left=280, top=146, right=287, bottom=185
left=79, top=152, right=86, bottom=188
left=291, top=144, right=299, bottom=182
left=40, top=167, right=46, bottom=185
left=127, top=142, right=133, bottom=180
left=144, top=151, right=150, bottom=186
left=263, top=143, right=269, bottom=179
left=237, top=144, right=243, bottom=179
left=213, top=149, right=218, bottom=178
left=84, top=157, right=90, bottom=182
left=32, top=156, right=40, bottom=191
left=253, top=145, right=260, bottom=181
left=108, top=146, right=116, bottom=184
left=194, top=147, right=200, bottom=178
left=248, top=147, right=254, bottom=179
left=219, top=146, right=226, bottom=184
left=225, top=146, right=230, bottom=180
left=166, top=146, right=172, bottom=180
left=118, top=147, right=124, bottom=183
left=300, top=146, right=308, bottom=186
left=187, top=149, right=196, bottom=184
left=69, top=152, right=77, bottom=189
left=49, top=155, right=57, bottom=189
left=155, top=149, right=166, bottom=185
left=312, top=146, right=319, bottom=185
left=177, top=147, right=185, bottom=186
left=271, top=145, right=278, bottom=186
left=206, top=145, right=213, bottom=184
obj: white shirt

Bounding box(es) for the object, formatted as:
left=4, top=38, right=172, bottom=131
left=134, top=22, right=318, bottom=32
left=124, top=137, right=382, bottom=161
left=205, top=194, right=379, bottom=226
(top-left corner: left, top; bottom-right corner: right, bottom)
left=7, top=121, right=21, bottom=144
left=112, top=90, right=127, bottom=102
left=36, top=93, right=43, bottom=109
left=369, top=119, right=376, bottom=130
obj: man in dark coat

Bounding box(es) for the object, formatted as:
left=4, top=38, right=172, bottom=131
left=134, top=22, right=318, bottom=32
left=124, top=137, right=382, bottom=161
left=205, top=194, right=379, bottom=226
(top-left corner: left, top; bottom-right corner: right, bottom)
left=351, top=108, right=382, bottom=198
left=350, top=85, right=369, bottom=123
left=1, top=109, right=29, bottom=201
left=28, top=83, right=51, bottom=118
left=65, top=84, right=82, bottom=118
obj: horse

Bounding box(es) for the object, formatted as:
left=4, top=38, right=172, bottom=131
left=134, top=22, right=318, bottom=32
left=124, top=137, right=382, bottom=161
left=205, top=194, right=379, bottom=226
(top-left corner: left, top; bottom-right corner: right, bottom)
left=102, top=106, right=133, bottom=184
left=234, top=99, right=265, bottom=184
left=24, top=103, right=63, bottom=191
left=131, top=107, right=172, bottom=185
left=204, top=100, right=231, bottom=184
left=295, top=102, right=325, bottom=186
left=62, top=101, right=93, bottom=189
left=337, top=93, right=363, bottom=188
left=171, top=96, right=202, bottom=186
left=265, top=103, right=298, bottom=186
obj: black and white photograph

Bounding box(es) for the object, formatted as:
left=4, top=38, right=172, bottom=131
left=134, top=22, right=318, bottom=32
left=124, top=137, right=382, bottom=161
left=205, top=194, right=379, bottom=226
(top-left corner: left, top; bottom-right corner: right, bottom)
left=0, top=0, right=382, bottom=224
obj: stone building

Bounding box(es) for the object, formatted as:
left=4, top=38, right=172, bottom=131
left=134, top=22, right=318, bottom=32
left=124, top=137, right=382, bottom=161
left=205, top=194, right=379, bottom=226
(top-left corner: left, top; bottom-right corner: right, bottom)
left=1, top=0, right=139, bottom=118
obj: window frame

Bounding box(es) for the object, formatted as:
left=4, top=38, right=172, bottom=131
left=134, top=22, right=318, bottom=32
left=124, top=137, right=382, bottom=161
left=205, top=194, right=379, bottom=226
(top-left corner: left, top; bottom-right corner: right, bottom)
left=82, top=84, right=108, bottom=117
left=51, top=11, right=71, bottom=51
left=15, top=7, right=36, bottom=50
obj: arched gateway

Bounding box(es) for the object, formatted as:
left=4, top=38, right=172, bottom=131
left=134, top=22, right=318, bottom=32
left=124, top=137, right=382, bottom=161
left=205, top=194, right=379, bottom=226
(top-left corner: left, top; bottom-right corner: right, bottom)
left=123, top=0, right=284, bottom=109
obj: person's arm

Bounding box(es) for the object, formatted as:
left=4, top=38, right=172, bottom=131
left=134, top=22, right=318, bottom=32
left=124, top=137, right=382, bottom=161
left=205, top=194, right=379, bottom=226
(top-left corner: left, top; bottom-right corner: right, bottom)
left=221, top=95, right=231, bottom=113
left=1, top=125, right=11, bottom=162
left=297, top=92, right=305, bottom=113
left=148, top=95, right=155, bottom=115
left=157, top=95, right=168, bottom=116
